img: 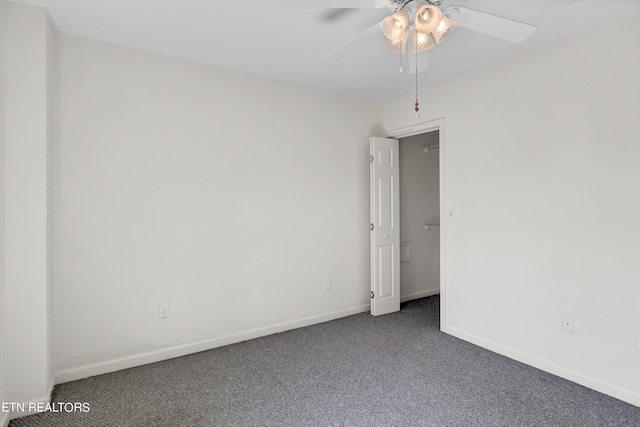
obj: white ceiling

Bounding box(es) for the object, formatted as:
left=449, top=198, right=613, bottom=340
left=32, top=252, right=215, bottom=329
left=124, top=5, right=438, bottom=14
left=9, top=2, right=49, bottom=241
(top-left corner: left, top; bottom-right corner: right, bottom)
left=16, top=0, right=640, bottom=100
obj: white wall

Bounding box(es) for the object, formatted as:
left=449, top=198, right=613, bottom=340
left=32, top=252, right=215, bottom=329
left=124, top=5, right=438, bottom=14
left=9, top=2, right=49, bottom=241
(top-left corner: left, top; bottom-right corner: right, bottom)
left=380, top=12, right=640, bottom=406
left=399, top=132, right=440, bottom=300
left=3, top=2, right=638, bottom=413
left=0, top=0, right=53, bottom=419
left=53, top=34, right=380, bottom=379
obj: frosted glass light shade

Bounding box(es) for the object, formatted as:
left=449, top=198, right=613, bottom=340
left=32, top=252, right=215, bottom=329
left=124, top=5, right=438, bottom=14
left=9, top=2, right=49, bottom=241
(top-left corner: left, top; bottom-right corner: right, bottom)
left=433, top=15, right=457, bottom=44
left=412, top=29, right=435, bottom=53
left=381, top=10, right=409, bottom=43
left=385, top=30, right=408, bottom=54
left=414, top=5, right=441, bottom=34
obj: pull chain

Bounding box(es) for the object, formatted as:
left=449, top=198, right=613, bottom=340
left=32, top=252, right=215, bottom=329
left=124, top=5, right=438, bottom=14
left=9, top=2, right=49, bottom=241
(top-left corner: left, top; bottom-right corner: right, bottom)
left=414, top=50, right=420, bottom=118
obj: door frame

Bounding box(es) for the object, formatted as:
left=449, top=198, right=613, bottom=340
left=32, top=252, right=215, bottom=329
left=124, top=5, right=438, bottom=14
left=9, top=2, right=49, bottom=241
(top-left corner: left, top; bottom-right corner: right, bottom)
left=383, top=117, right=447, bottom=330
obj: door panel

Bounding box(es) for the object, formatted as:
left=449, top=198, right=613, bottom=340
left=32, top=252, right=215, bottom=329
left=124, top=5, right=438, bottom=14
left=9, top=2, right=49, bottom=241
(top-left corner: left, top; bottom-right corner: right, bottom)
left=378, top=244, right=394, bottom=298
left=377, top=176, right=393, bottom=227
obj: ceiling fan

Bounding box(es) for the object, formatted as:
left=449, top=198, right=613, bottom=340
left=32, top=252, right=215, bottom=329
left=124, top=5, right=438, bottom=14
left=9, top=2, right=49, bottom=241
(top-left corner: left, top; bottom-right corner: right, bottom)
left=281, top=0, right=537, bottom=74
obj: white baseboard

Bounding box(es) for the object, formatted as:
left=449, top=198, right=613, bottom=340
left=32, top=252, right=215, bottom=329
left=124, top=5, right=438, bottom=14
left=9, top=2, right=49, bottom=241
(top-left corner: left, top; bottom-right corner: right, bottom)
left=56, top=303, right=371, bottom=385
left=442, top=325, right=640, bottom=408
left=5, top=376, right=54, bottom=421
left=401, top=289, right=439, bottom=303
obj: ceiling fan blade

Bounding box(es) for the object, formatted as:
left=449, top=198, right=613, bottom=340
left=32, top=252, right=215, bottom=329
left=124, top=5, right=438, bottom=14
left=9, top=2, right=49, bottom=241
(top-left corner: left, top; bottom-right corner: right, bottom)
left=281, top=0, right=388, bottom=9
left=322, top=9, right=358, bottom=21
left=444, top=6, right=536, bottom=43
left=321, top=21, right=382, bottom=61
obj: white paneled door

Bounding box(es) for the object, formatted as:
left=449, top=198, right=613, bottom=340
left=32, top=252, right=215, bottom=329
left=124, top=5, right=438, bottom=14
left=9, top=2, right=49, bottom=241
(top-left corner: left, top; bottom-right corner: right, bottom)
left=370, top=137, right=400, bottom=316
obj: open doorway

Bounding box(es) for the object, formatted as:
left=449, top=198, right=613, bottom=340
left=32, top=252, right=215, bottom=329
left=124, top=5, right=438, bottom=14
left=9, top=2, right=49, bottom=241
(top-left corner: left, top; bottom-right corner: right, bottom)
left=399, top=131, right=440, bottom=302
left=370, top=118, right=446, bottom=322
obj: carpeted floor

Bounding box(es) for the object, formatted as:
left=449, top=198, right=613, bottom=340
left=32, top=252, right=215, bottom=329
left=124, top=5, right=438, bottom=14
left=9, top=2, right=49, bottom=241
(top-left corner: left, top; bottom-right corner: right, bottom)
left=9, top=296, right=640, bottom=426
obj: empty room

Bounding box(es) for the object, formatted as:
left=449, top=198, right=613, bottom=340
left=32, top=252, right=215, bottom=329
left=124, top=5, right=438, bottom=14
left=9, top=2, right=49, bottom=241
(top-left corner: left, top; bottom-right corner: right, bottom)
left=1, top=0, right=639, bottom=425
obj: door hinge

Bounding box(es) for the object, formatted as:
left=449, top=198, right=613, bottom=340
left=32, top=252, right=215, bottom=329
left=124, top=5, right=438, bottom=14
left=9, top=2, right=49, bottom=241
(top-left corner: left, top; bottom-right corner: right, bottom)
left=371, top=291, right=374, bottom=299
left=369, top=155, right=374, bottom=163
left=370, top=223, right=374, bottom=231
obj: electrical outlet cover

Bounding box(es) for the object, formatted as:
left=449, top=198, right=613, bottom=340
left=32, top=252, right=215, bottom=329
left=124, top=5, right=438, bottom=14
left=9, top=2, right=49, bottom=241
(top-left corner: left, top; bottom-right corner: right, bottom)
left=159, top=303, right=169, bottom=318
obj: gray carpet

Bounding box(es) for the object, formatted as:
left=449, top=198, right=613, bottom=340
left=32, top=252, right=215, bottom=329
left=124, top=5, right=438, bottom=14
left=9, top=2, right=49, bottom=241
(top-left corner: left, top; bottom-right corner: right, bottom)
left=10, top=296, right=640, bottom=426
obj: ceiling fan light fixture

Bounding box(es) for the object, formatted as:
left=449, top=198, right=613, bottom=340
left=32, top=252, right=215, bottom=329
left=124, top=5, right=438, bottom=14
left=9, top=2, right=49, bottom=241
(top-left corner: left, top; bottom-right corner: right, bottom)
left=381, top=10, right=409, bottom=43
left=412, top=29, right=434, bottom=53
left=414, top=5, right=442, bottom=34
left=433, top=15, right=456, bottom=44
left=385, top=30, right=409, bottom=54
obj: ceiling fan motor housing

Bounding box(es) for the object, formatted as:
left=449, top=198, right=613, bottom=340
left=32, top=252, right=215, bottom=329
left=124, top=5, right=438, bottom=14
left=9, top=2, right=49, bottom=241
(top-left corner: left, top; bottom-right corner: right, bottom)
left=387, top=0, right=408, bottom=12
left=388, top=0, right=445, bottom=12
